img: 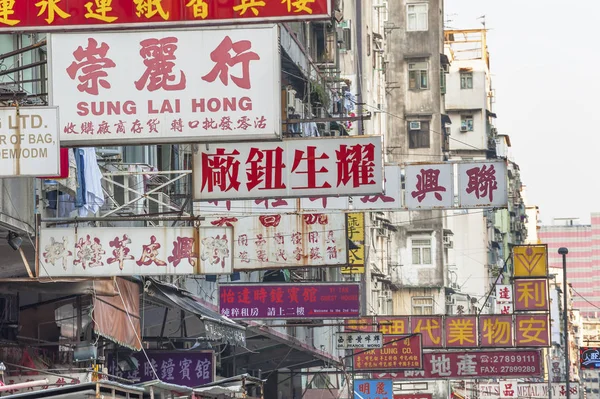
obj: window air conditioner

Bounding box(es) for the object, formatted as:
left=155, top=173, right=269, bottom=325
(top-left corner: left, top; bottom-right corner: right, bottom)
left=409, top=121, right=421, bottom=130
left=460, top=126, right=468, bottom=132
left=286, top=89, right=297, bottom=108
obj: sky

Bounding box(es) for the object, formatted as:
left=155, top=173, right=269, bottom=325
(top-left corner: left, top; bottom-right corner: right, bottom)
left=445, top=0, right=600, bottom=225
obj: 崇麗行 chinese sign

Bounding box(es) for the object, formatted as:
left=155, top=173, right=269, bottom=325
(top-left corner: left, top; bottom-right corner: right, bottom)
left=50, top=26, right=280, bottom=145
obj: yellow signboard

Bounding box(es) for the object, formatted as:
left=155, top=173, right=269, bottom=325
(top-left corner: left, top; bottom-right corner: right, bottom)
left=513, top=245, right=548, bottom=277
left=342, top=212, right=365, bottom=274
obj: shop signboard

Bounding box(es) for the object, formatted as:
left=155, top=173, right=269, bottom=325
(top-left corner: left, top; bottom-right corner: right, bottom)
left=374, top=350, right=542, bottom=380
left=219, top=283, right=360, bottom=319
left=1, top=1, right=330, bottom=31
left=50, top=26, right=281, bottom=145
left=193, top=136, right=384, bottom=200
left=353, top=335, right=423, bottom=371
left=0, top=107, right=60, bottom=177
left=107, top=351, right=214, bottom=387
left=38, top=226, right=203, bottom=276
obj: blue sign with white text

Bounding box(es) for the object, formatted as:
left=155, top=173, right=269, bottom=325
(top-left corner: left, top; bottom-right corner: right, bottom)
left=354, top=379, right=393, bottom=399
left=580, top=347, right=600, bottom=369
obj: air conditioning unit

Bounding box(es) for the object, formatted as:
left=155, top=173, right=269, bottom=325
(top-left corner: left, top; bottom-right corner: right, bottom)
left=460, top=126, right=468, bottom=132
left=443, top=234, right=453, bottom=248
left=286, top=89, right=297, bottom=108
left=294, top=98, right=305, bottom=118
left=409, top=121, right=421, bottom=130
left=146, top=192, right=172, bottom=226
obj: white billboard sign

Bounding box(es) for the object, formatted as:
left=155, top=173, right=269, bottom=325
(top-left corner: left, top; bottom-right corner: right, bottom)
left=405, top=163, right=453, bottom=209
left=205, top=213, right=347, bottom=270
left=336, top=332, right=383, bottom=349
left=49, top=25, right=281, bottom=145
left=39, top=227, right=204, bottom=277
left=193, top=136, right=383, bottom=200
left=478, top=383, right=579, bottom=399
left=195, top=162, right=400, bottom=213
left=0, top=107, right=59, bottom=177
left=458, top=161, right=508, bottom=208
left=352, top=165, right=402, bottom=210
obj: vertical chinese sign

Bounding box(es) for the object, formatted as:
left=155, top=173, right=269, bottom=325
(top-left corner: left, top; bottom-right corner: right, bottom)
left=354, top=380, right=393, bottom=399
left=0, top=1, right=331, bottom=32
left=343, top=212, right=366, bottom=274
left=50, top=26, right=281, bottom=145
left=511, top=244, right=550, bottom=348
left=495, top=285, right=514, bottom=314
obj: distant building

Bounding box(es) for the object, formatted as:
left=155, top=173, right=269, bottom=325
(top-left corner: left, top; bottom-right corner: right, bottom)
left=539, top=214, right=600, bottom=317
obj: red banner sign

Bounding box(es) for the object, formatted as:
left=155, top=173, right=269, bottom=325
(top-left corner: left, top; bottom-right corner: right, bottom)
left=353, top=335, right=423, bottom=371
left=514, top=279, right=549, bottom=311
left=346, top=315, right=549, bottom=348
left=374, top=350, right=542, bottom=380
left=0, top=0, right=330, bottom=31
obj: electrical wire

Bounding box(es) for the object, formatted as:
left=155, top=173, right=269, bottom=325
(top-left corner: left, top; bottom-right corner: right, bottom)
left=571, top=286, right=600, bottom=311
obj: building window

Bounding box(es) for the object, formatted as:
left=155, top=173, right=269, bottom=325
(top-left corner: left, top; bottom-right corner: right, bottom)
left=411, top=238, right=432, bottom=264
left=460, top=115, right=474, bottom=132
left=460, top=72, right=473, bottom=89
left=407, top=4, right=428, bottom=31
left=408, top=120, right=430, bottom=149
left=440, top=68, right=446, bottom=95
left=409, top=62, right=428, bottom=90
left=412, top=296, right=434, bottom=315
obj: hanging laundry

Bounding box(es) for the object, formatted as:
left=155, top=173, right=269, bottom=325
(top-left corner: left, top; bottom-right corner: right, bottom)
left=78, top=148, right=105, bottom=216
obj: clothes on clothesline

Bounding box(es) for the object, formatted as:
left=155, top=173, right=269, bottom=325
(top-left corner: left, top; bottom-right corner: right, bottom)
left=44, top=148, right=104, bottom=218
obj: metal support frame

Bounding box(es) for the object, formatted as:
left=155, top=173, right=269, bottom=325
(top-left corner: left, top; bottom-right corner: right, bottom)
left=101, top=170, right=191, bottom=218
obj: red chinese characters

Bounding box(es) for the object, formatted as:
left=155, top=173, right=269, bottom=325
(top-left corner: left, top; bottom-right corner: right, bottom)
left=246, top=147, right=286, bottom=190
left=465, top=164, right=498, bottom=202
left=335, top=143, right=376, bottom=188
left=169, top=236, right=198, bottom=267
left=1, top=0, right=330, bottom=30
left=291, top=146, right=331, bottom=189
left=135, top=37, right=186, bottom=91
left=196, top=138, right=381, bottom=198
left=201, top=36, right=259, bottom=89
left=201, top=148, right=241, bottom=192
left=66, top=38, right=116, bottom=95
left=107, top=234, right=134, bottom=270
left=136, top=235, right=167, bottom=266
left=411, top=168, right=446, bottom=202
